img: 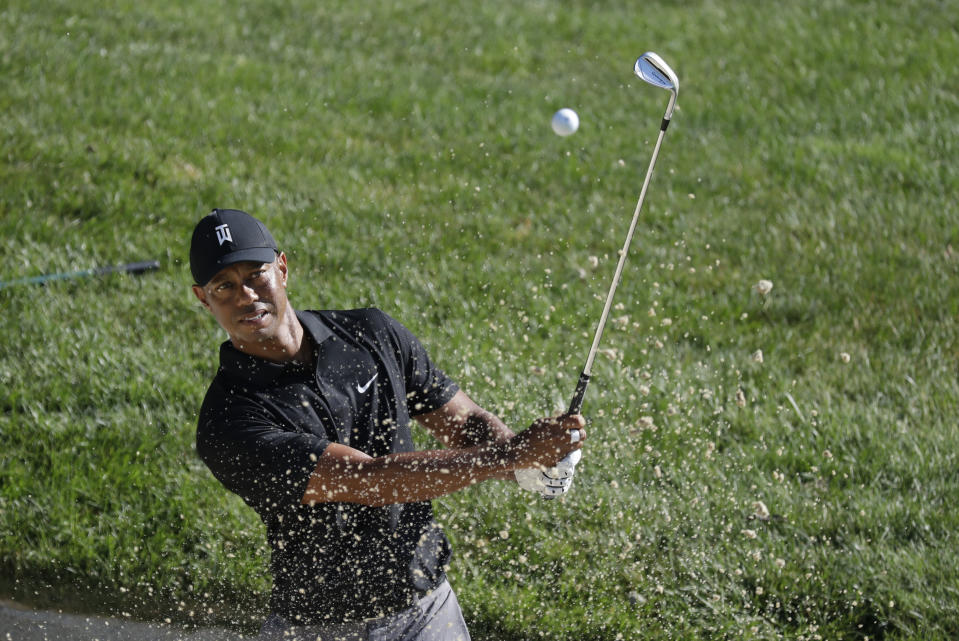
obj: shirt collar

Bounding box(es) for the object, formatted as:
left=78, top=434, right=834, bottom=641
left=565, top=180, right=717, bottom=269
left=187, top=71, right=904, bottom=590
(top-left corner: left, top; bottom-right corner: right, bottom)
left=217, top=309, right=333, bottom=385
left=296, top=309, right=333, bottom=345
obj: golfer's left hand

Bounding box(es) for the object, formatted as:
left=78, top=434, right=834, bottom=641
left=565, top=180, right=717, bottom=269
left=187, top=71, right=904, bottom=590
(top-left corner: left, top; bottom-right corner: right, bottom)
left=515, top=449, right=582, bottom=497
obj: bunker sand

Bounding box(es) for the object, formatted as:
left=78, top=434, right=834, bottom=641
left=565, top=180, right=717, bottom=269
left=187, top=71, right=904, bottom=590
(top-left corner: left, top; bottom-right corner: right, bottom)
left=0, top=599, right=247, bottom=641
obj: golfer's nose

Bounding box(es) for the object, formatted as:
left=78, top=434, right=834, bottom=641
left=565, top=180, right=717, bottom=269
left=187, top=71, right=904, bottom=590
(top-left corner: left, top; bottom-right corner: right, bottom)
left=237, top=283, right=258, bottom=303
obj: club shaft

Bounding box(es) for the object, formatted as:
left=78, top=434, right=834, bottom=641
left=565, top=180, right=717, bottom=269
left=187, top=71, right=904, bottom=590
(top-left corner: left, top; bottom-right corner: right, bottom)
left=568, top=121, right=670, bottom=415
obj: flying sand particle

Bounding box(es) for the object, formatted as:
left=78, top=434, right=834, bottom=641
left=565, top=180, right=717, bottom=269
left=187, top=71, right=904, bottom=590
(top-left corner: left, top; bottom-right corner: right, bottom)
left=752, top=501, right=770, bottom=521
left=736, top=388, right=747, bottom=407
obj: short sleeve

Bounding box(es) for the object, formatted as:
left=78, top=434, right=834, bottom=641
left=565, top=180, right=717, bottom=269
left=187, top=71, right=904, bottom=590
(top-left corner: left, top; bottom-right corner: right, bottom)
left=378, top=312, right=459, bottom=417
left=196, top=390, right=329, bottom=511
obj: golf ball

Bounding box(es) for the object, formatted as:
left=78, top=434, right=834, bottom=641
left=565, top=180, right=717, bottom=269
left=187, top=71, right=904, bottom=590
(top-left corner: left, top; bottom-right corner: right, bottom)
left=551, top=108, right=579, bottom=136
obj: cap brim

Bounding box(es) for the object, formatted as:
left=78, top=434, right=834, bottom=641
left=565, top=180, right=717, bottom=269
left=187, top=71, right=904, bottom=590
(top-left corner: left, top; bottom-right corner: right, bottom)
left=200, top=247, right=278, bottom=285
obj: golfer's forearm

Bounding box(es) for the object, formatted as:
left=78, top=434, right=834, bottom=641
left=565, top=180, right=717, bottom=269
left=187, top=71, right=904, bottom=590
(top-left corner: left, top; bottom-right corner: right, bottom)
left=453, top=413, right=517, bottom=484
left=458, top=410, right=514, bottom=444
left=302, top=444, right=514, bottom=507
left=422, top=403, right=515, bottom=448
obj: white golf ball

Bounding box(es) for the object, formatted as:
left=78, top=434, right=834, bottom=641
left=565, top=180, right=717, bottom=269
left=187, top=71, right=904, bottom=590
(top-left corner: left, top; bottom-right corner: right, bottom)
left=551, top=108, right=579, bottom=136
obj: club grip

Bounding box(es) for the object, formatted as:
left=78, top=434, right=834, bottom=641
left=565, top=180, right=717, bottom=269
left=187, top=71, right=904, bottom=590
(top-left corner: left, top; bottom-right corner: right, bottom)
left=567, top=372, right=591, bottom=415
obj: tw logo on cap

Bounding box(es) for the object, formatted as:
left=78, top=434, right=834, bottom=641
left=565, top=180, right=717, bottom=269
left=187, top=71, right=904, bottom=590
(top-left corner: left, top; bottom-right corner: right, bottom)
left=214, top=223, right=233, bottom=246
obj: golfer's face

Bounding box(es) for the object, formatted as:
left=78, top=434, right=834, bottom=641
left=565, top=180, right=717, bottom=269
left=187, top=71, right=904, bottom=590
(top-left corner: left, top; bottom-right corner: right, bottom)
left=195, top=254, right=288, bottom=344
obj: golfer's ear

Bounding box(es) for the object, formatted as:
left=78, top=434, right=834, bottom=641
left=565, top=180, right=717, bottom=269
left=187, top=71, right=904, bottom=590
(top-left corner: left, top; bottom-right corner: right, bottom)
left=192, top=284, right=211, bottom=310
left=276, top=252, right=288, bottom=286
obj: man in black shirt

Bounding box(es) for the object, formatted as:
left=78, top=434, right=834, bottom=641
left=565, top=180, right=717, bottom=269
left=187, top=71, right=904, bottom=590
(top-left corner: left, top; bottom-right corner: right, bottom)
left=189, top=209, right=585, bottom=640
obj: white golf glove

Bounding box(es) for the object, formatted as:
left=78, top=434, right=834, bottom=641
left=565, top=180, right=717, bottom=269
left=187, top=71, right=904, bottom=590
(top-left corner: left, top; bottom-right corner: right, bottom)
left=515, top=449, right=582, bottom=498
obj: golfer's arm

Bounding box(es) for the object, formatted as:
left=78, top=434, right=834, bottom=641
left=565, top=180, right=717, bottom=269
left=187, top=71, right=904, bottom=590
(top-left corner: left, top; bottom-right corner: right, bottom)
left=301, top=441, right=513, bottom=507
left=416, top=389, right=517, bottom=480
left=301, top=390, right=522, bottom=506
left=417, top=390, right=514, bottom=445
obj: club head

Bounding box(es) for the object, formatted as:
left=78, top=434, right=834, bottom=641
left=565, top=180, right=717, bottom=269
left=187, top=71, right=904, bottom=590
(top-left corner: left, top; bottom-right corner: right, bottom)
left=634, top=52, right=679, bottom=120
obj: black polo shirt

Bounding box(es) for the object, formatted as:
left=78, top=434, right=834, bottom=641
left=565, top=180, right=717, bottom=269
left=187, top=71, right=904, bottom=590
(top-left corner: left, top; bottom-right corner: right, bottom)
left=195, top=308, right=459, bottom=623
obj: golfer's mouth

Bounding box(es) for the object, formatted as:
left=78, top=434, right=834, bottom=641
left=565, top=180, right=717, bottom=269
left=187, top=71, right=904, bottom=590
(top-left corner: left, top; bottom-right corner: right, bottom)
left=239, top=309, right=270, bottom=325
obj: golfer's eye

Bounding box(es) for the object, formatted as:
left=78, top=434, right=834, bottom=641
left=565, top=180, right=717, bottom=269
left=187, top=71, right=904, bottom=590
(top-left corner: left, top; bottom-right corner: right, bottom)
left=214, top=282, right=232, bottom=293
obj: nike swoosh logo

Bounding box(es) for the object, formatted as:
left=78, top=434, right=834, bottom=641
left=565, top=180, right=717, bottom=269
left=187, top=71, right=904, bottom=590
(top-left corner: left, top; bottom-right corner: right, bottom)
left=357, top=374, right=378, bottom=394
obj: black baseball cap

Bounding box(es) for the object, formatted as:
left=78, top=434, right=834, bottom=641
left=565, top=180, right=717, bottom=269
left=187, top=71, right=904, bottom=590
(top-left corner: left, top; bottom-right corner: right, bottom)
left=190, top=209, right=279, bottom=286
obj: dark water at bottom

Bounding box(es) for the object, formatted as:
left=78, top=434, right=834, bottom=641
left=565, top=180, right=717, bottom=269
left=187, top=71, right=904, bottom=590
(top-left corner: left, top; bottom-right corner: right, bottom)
left=0, top=600, right=248, bottom=641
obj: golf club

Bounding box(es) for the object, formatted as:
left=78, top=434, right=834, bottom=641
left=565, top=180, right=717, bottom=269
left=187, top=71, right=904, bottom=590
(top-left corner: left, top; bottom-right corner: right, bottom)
left=567, top=51, right=679, bottom=416
left=0, top=260, right=160, bottom=290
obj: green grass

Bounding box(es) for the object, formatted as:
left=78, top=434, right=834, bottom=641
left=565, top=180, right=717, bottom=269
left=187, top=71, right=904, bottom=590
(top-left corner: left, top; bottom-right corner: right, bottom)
left=2, top=0, right=958, bottom=638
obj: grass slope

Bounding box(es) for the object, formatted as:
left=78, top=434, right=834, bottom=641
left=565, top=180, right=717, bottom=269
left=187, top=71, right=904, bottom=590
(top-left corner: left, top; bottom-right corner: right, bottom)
left=1, top=0, right=958, bottom=639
